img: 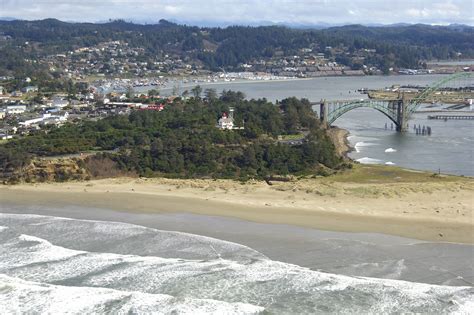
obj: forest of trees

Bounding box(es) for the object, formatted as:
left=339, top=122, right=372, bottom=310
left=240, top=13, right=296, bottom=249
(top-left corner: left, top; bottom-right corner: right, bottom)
left=0, top=93, right=343, bottom=181
left=0, top=19, right=472, bottom=76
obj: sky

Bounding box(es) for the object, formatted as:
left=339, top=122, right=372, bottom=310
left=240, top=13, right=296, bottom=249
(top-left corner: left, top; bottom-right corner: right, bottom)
left=0, top=0, right=473, bottom=26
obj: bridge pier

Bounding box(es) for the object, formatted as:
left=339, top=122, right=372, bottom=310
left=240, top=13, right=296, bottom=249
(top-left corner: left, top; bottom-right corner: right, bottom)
left=320, top=99, right=328, bottom=128
left=396, top=94, right=408, bottom=132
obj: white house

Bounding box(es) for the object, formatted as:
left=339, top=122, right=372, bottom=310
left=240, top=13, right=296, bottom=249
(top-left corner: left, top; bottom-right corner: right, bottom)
left=52, top=98, right=69, bottom=108
left=19, top=112, right=69, bottom=127
left=19, top=115, right=48, bottom=127
left=6, top=105, right=27, bottom=115
left=45, top=112, right=69, bottom=124
left=218, top=113, right=234, bottom=130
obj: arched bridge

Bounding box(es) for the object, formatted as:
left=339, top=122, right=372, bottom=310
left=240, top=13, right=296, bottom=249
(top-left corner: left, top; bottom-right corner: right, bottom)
left=317, top=72, right=473, bottom=132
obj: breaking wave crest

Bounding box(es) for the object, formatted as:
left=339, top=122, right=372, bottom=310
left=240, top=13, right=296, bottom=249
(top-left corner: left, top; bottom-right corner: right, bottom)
left=356, top=157, right=383, bottom=164
left=0, top=274, right=263, bottom=314
left=354, top=141, right=378, bottom=153
left=0, top=213, right=472, bottom=314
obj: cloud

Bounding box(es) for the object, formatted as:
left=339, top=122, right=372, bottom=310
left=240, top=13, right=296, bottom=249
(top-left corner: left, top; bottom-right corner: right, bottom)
left=406, top=1, right=461, bottom=21
left=0, top=0, right=472, bottom=25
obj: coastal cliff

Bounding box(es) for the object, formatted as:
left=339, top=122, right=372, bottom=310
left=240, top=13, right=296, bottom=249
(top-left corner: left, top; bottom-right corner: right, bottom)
left=326, top=127, right=352, bottom=159
left=2, top=155, right=135, bottom=184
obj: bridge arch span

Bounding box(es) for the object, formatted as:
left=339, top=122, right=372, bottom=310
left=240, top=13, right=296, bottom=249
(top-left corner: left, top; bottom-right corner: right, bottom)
left=407, top=71, right=473, bottom=115
left=327, top=100, right=399, bottom=126
left=318, top=72, right=473, bottom=132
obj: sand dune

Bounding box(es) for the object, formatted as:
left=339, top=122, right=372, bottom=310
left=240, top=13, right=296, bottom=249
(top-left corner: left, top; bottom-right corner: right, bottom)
left=1, top=172, right=472, bottom=244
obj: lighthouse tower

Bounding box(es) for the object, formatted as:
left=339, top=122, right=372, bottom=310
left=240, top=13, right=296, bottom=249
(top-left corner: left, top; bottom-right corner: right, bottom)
left=217, top=107, right=244, bottom=130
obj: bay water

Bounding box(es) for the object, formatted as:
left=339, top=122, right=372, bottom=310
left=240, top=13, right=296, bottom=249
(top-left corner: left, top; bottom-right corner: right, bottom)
left=158, top=74, right=474, bottom=176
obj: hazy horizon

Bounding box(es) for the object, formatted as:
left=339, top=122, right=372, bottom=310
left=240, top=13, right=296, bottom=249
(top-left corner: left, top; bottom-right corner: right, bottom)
left=0, top=0, right=472, bottom=27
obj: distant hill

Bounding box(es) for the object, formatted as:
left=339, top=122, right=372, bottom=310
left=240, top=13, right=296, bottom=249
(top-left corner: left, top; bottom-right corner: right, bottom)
left=0, top=19, right=472, bottom=76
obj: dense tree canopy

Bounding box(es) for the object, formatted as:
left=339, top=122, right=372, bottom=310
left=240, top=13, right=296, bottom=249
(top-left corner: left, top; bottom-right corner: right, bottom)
left=0, top=94, right=342, bottom=180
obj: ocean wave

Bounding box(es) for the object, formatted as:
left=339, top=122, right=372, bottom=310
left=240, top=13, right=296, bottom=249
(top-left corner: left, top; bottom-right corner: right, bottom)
left=0, top=213, right=473, bottom=314
left=0, top=274, right=264, bottom=314
left=356, top=157, right=383, bottom=164
left=0, top=213, right=265, bottom=263
left=354, top=141, right=379, bottom=153
left=385, top=148, right=397, bottom=153
left=385, top=161, right=396, bottom=165
left=335, top=259, right=407, bottom=279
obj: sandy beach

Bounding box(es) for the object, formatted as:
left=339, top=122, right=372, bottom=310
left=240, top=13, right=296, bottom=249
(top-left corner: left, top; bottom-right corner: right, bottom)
left=1, top=165, right=472, bottom=244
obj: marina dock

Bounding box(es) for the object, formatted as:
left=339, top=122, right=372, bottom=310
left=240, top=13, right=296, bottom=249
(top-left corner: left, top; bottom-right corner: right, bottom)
left=427, top=114, right=474, bottom=120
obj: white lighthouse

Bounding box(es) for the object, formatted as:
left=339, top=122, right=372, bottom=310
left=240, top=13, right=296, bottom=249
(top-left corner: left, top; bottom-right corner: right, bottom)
left=218, top=107, right=235, bottom=130
left=217, top=107, right=245, bottom=130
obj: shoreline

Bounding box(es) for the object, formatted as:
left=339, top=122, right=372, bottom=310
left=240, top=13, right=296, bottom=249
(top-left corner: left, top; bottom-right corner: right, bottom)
left=327, top=126, right=353, bottom=159
left=2, top=210, right=473, bottom=286
left=155, top=73, right=453, bottom=94
left=1, top=167, right=472, bottom=244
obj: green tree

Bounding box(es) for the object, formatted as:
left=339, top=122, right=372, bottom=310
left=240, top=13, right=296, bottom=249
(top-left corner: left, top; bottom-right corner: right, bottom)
left=126, top=86, right=135, bottom=99
left=191, top=85, right=203, bottom=99
left=148, top=89, right=160, bottom=97
left=204, top=88, right=218, bottom=101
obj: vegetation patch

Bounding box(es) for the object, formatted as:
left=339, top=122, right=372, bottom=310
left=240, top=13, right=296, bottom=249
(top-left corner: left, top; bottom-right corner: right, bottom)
left=0, top=93, right=344, bottom=182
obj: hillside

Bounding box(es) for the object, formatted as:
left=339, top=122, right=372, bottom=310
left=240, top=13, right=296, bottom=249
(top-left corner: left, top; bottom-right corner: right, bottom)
left=0, top=19, right=472, bottom=78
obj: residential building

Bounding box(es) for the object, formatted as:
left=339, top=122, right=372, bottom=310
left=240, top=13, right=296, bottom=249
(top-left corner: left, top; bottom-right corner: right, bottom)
left=52, top=98, right=69, bottom=108
left=6, top=105, right=27, bottom=114
left=21, top=86, right=39, bottom=93
left=11, top=91, right=23, bottom=97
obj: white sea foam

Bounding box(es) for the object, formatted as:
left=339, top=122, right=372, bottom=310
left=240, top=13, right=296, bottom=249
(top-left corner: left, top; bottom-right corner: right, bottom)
left=0, top=234, right=84, bottom=269
left=0, top=274, right=264, bottom=314
left=0, top=213, right=473, bottom=314
left=0, top=212, right=266, bottom=262
left=385, top=161, right=396, bottom=165
left=385, top=148, right=397, bottom=153
left=356, top=157, right=383, bottom=164
left=354, top=141, right=378, bottom=153
left=340, top=259, right=407, bottom=279
left=355, top=141, right=378, bottom=147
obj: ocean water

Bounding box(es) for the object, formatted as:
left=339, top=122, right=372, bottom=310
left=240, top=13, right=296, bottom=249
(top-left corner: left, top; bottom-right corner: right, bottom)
left=1, top=213, right=472, bottom=314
